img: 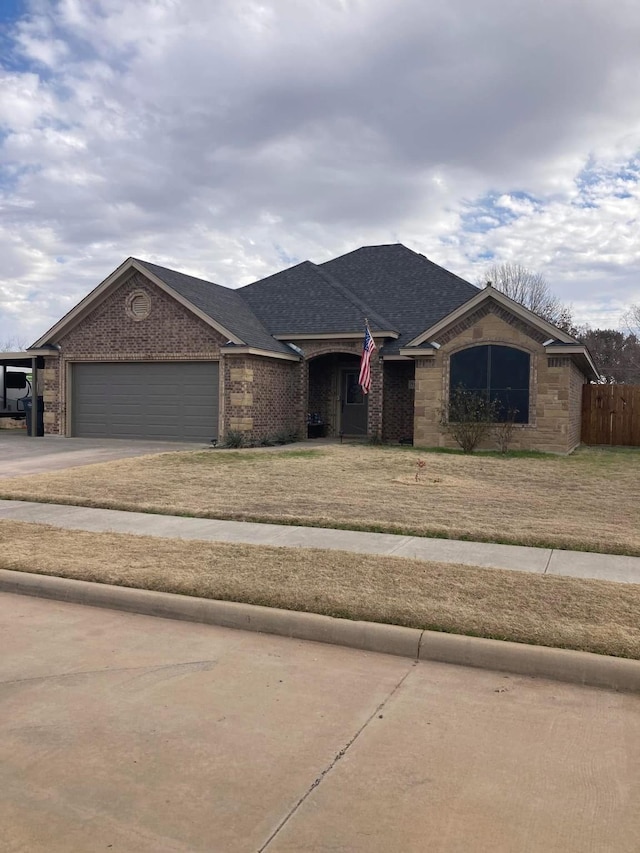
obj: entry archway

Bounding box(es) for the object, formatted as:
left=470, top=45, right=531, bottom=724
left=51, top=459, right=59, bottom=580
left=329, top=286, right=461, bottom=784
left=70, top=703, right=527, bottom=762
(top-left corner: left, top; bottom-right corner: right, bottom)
left=307, top=352, right=367, bottom=437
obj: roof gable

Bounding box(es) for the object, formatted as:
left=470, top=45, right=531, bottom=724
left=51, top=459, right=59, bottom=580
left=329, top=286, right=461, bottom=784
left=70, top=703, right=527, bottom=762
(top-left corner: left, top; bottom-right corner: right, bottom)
left=134, top=260, right=291, bottom=354
left=32, top=258, right=290, bottom=355
left=406, top=285, right=577, bottom=347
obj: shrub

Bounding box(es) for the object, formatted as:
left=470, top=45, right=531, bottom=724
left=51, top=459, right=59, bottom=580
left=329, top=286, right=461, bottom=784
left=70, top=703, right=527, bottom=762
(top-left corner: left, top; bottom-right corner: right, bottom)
left=273, top=429, right=300, bottom=445
left=493, top=409, right=519, bottom=453
left=439, top=387, right=498, bottom=453
left=223, top=429, right=245, bottom=448
left=367, top=432, right=385, bottom=446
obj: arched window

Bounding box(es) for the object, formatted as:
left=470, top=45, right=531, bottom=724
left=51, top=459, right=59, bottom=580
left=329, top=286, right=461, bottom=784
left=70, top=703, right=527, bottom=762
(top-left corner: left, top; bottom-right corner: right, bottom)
left=449, top=345, right=530, bottom=423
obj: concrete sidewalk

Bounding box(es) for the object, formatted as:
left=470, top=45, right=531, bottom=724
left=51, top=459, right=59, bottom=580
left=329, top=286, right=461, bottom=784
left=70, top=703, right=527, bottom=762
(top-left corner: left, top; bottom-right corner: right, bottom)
left=1, top=498, right=639, bottom=583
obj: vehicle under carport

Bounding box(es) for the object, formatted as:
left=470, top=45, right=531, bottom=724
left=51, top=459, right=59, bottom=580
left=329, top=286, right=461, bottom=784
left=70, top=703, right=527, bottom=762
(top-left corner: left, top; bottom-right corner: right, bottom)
left=0, top=351, right=49, bottom=438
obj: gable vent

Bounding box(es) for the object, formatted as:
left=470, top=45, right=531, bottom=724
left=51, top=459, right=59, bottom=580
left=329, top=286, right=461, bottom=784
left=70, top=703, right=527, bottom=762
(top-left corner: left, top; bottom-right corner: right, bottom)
left=126, top=290, right=151, bottom=321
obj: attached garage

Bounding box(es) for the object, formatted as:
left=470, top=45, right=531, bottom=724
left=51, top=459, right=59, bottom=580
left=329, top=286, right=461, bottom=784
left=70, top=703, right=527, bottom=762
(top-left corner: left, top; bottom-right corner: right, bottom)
left=71, top=362, right=219, bottom=441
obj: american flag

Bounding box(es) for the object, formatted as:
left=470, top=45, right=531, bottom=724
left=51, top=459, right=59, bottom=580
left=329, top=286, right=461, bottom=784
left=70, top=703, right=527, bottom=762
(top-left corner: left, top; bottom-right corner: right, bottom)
left=358, top=325, right=376, bottom=394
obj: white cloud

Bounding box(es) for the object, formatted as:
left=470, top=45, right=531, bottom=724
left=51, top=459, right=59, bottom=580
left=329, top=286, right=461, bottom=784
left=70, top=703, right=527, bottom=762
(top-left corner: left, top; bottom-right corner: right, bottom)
left=0, top=0, right=639, bottom=344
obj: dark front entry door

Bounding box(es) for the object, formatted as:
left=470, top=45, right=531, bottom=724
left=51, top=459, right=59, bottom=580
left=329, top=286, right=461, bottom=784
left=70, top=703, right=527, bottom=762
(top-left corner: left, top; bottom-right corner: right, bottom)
left=340, top=369, right=368, bottom=435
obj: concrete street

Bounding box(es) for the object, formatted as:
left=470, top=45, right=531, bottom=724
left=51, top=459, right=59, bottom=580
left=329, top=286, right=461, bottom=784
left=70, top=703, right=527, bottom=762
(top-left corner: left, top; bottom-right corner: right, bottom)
left=1, top=593, right=639, bottom=852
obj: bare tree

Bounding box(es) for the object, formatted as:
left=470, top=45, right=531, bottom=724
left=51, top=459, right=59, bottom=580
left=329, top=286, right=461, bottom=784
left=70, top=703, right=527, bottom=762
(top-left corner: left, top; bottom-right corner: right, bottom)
left=0, top=337, right=28, bottom=352
left=578, top=327, right=640, bottom=384
left=479, top=262, right=576, bottom=333
left=623, top=303, right=640, bottom=337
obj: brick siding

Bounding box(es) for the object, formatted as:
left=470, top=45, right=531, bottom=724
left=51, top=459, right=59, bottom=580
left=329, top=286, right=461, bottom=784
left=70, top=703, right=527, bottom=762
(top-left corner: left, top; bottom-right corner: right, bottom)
left=43, top=273, right=584, bottom=453
left=382, top=361, right=415, bottom=442
left=308, top=355, right=339, bottom=435
left=46, top=272, right=229, bottom=435
left=223, top=354, right=300, bottom=442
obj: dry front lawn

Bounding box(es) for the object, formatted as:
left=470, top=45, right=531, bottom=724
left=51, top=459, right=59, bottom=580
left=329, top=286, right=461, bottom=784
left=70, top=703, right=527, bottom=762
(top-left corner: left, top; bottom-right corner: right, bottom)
left=2, top=519, right=639, bottom=659
left=1, top=444, right=639, bottom=554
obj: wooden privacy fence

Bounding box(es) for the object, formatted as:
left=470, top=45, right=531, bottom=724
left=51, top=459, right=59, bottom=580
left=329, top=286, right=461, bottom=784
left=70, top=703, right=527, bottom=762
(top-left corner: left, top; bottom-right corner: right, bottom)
left=581, top=384, right=640, bottom=447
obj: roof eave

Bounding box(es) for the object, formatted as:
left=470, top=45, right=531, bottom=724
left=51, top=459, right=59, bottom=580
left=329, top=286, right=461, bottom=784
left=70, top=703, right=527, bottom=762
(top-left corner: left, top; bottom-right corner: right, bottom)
left=398, top=347, right=436, bottom=358
left=545, top=345, right=600, bottom=381
left=219, top=345, right=301, bottom=361
left=273, top=330, right=399, bottom=341
left=31, top=257, right=138, bottom=347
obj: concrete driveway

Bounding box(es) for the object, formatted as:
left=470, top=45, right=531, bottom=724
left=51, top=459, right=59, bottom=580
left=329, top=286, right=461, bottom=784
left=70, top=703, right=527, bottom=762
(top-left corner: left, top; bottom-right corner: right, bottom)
left=0, top=432, right=204, bottom=478
left=1, top=593, right=638, bottom=852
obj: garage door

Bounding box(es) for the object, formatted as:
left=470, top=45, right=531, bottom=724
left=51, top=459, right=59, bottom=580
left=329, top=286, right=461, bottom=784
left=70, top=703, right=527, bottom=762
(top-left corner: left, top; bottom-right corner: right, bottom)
left=72, top=362, right=219, bottom=441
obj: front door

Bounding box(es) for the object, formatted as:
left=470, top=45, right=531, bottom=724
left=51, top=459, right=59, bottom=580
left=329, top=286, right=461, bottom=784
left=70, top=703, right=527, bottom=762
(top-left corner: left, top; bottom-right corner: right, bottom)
left=340, top=369, right=368, bottom=435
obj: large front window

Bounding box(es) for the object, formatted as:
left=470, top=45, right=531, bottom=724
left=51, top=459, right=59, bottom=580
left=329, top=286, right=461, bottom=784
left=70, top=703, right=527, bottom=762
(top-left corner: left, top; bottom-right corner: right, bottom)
left=449, top=345, right=530, bottom=423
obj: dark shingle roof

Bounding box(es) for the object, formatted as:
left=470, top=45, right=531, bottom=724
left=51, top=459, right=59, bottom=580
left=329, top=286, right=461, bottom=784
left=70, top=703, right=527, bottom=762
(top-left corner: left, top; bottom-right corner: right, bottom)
left=239, top=260, right=395, bottom=336
left=320, top=244, right=480, bottom=352
left=135, top=259, right=291, bottom=354
left=136, top=245, right=481, bottom=356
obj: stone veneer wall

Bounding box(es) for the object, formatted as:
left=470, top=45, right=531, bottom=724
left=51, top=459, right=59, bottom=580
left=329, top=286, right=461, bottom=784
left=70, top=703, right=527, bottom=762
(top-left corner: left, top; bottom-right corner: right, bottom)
left=44, top=272, right=229, bottom=435
left=568, top=360, right=588, bottom=451
left=382, top=361, right=415, bottom=442
left=413, top=303, right=586, bottom=454
left=42, top=356, right=62, bottom=434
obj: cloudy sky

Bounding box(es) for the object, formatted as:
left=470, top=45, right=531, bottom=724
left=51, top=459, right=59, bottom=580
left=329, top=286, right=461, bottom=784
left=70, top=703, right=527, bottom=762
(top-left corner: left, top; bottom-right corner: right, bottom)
left=1, top=0, right=639, bottom=346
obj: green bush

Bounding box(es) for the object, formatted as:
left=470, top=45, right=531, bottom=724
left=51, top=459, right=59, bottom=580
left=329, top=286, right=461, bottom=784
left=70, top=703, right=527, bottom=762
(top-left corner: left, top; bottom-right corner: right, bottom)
left=367, top=432, right=385, bottom=446
left=273, top=429, right=300, bottom=445
left=223, top=429, right=245, bottom=448
left=439, top=388, right=499, bottom=453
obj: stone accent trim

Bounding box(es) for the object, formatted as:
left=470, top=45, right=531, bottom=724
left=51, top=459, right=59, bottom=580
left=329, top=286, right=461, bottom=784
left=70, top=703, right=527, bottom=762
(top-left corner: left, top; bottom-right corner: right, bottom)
left=438, top=302, right=547, bottom=346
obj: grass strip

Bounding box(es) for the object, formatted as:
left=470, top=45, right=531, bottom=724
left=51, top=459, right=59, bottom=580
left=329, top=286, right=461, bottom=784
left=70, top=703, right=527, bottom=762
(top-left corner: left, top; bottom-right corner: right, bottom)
left=2, top=519, right=639, bottom=660
left=0, top=491, right=639, bottom=557
left=1, top=444, right=638, bottom=556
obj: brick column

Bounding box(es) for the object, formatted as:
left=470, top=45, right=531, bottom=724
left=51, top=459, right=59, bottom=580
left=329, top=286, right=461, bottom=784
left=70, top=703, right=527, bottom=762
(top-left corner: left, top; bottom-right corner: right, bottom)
left=297, top=359, right=309, bottom=439
left=367, top=355, right=383, bottom=438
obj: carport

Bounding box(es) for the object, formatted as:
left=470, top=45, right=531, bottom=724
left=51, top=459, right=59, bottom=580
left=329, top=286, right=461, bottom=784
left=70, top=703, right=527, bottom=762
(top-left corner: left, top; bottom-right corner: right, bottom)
left=0, top=350, right=51, bottom=438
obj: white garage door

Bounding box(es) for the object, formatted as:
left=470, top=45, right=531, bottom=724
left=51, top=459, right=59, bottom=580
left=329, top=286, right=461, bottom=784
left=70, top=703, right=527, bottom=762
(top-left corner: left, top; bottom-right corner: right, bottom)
left=72, top=362, right=219, bottom=441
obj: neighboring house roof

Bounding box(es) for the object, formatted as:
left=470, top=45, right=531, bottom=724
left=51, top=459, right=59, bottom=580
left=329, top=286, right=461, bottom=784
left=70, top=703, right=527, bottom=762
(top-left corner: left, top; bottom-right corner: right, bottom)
left=134, top=260, right=292, bottom=355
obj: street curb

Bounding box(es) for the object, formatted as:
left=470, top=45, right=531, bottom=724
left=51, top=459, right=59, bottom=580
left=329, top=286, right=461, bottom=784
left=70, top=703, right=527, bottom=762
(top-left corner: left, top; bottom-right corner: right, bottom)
left=1, top=569, right=639, bottom=693
left=418, top=631, right=640, bottom=693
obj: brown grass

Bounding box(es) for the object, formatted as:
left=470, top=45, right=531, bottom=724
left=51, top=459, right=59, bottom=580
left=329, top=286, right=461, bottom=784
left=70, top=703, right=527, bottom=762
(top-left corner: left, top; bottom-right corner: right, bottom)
left=1, top=519, right=639, bottom=658
left=1, top=444, right=639, bottom=554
